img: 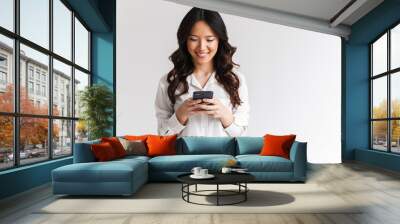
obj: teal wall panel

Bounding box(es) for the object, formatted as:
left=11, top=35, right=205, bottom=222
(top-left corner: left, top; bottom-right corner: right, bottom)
left=355, top=149, right=400, bottom=172
left=92, top=32, right=113, bottom=88
left=343, top=44, right=370, bottom=160
left=0, top=158, right=72, bottom=199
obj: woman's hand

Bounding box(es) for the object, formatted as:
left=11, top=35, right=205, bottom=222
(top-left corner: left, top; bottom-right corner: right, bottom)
left=176, top=98, right=203, bottom=125
left=195, top=98, right=234, bottom=128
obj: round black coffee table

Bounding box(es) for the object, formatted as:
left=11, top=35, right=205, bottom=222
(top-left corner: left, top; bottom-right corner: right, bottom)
left=177, top=173, right=255, bottom=206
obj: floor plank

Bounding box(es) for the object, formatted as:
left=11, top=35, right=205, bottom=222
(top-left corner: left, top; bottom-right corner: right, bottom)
left=1, top=162, right=400, bottom=224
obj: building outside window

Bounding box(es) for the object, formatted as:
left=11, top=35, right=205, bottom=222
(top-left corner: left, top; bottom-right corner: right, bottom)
left=41, top=73, right=46, bottom=83
left=0, top=70, right=7, bottom=94
left=0, top=54, right=7, bottom=90
left=42, top=85, right=46, bottom=97
left=35, top=83, right=40, bottom=95
left=35, top=70, right=40, bottom=81
left=0, top=71, right=6, bottom=84
left=28, top=81, right=34, bottom=94
left=54, top=88, right=58, bottom=104
left=28, top=66, right=34, bottom=79
left=0, top=54, right=7, bottom=67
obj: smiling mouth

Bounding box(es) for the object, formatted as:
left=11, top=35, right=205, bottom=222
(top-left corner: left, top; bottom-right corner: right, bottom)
left=196, top=52, right=209, bottom=58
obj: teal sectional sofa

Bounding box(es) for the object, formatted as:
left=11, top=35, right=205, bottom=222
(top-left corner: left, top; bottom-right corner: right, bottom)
left=52, top=137, right=307, bottom=196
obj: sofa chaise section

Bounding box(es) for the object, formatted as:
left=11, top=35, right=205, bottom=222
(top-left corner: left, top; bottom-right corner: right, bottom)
left=52, top=141, right=149, bottom=196
left=52, top=158, right=148, bottom=195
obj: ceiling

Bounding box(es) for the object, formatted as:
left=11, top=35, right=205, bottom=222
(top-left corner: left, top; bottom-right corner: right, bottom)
left=165, top=0, right=384, bottom=38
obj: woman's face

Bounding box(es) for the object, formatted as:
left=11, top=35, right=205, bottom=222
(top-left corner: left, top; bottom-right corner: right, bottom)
left=187, top=20, right=219, bottom=66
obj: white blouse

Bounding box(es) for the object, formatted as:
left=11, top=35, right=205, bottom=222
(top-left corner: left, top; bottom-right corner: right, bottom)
left=154, top=71, right=250, bottom=137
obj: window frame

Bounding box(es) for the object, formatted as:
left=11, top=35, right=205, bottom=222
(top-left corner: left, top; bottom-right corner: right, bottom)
left=370, top=21, right=400, bottom=154
left=0, top=0, right=92, bottom=171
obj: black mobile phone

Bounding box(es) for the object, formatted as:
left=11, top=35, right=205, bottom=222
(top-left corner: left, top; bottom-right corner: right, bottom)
left=192, top=91, right=213, bottom=100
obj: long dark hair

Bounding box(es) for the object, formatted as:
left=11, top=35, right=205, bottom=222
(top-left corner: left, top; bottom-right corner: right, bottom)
left=167, top=7, right=241, bottom=108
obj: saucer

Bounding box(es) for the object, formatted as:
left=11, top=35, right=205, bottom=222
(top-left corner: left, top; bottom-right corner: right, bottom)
left=190, top=174, right=215, bottom=179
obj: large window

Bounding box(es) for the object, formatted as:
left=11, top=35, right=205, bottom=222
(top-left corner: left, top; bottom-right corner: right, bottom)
left=0, top=0, right=91, bottom=171
left=371, top=23, right=400, bottom=154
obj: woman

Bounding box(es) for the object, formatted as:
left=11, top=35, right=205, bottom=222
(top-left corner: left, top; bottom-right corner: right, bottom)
left=155, top=7, right=249, bottom=137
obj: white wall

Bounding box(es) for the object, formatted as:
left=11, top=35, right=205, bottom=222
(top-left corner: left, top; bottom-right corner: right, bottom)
left=116, top=0, right=341, bottom=163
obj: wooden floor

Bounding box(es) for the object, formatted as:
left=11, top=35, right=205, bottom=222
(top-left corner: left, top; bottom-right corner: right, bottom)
left=1, top=162, right=400, bottom=224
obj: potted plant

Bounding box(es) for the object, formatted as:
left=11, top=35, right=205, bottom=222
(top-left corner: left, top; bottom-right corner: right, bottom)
left=79, top=84, right=114, bottom=140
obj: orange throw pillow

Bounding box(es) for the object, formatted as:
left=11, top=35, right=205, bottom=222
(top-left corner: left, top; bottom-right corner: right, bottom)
left=91, top=142, right=117, bottom=161
left=124, top=135, right=152, bottom=141
left=259, top=134, right=296, bottom=159
left=101, top=137, right=127, bottom=158
left=146, top=135, right=177, bottom=157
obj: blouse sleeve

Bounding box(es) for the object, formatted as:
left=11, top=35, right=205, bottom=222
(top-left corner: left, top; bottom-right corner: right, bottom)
left=224, top=73, right=250, bottom=137
left=154, top=77, right=186, bottom=135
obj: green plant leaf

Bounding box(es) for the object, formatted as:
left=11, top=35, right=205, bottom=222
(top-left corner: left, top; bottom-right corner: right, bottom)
left=79, top=84, right=114, bottom=140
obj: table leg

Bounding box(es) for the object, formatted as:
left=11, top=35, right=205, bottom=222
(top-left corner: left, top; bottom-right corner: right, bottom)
left=187, top=184, right=190, bottom=202
left=217, top=184, right=219, bottom=206
left=245, top=183, right=247, bottom=201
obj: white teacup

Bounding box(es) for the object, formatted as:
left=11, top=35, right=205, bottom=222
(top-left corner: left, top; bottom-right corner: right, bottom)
left=199, top=169, right=208, bottom=176
left=191, top=167, right=202, bottom=176
left=221, top=167, right=232, bottom=174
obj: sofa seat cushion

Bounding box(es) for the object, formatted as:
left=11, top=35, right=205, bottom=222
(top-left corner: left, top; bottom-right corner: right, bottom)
left=53, top=159, right=147, bottom=183
left=149, top=154, right=235, bottom=172
left=117, top=155, right=150, bottom=163
left=236, top=155, right=293, bottom=172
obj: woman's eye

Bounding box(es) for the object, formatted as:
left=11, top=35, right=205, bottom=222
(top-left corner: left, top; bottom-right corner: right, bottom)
left=207, top=39, right=215, bottom=42
left=189, top=38, right=198, bottom=41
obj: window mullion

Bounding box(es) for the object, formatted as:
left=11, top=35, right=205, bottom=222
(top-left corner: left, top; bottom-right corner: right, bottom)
left=48, top=0, right=54, bottom=160
left=13, top=0, right=20, bottom=167
left=388, top=30, right=391, bottom=152
left=71, top=10, right=76, bottom=155
left=370, top=45, right=373, bottom=149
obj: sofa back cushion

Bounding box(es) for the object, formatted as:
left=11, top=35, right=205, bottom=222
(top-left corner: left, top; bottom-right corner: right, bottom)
left=74, top=139, right=100, bottom=163
left=236, top=137, right=263, bottom=155
left=177, top=137, right=235, bottom=155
